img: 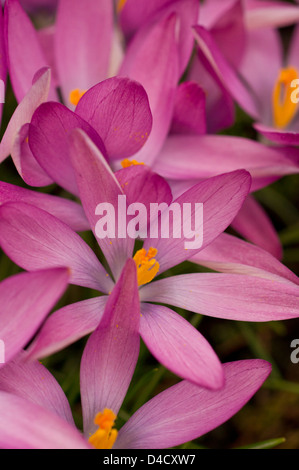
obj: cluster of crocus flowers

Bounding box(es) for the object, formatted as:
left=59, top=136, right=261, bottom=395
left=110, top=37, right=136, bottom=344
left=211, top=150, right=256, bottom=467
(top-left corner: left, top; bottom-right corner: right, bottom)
left=0, top=0, right=299, bottom=450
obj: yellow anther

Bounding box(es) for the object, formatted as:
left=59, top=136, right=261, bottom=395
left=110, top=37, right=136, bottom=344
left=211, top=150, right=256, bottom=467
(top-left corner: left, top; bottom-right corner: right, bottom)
left=88, top=409, right=118, bottom=450
left=117, top=0, right=127, bottom=13
left=272, top=67, right=299, bottom=129
left=133, top=247, right=159, bottom=286
left=69, top=88, right=87, bottom=107
left=121, top=158, right=145, bottom=168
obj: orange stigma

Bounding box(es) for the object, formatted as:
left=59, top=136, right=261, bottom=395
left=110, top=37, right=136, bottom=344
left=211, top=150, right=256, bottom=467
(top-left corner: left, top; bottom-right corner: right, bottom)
left=133, top=247, right=159, bottom=286
left=88, top=409, right=118, bottom=450
left=69, top=88, right=87, bottom=107
left=272, top=67, right=299, bottom=129
left=121, top=159, right=145, bottom=168
left=117, top=0, right=127, bottom=13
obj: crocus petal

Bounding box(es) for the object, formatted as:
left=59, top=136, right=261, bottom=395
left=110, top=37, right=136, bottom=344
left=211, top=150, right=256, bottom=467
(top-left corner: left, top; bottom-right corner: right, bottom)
left=231, top=194, right=282, bottom=260
left=170, top=82, right=206, bottom=135
left=69, top=129, right=134, bottom=280
left=4, top=0, right=57, bottom=102
left=37, top=25, right=58, bottom=87
left=120, top=0, right=199, bottom=73
left=119, top=13, right=179, bottom=165
left=11, top=123, right=53, bottom=186
left=288, top=24, right=299, bottom=72
left=238, top=28, right=282, bottom=123
left=80, top=259, right=140, bottom=436
left=140, top=272, right=299, bottom=321
left=27, top=297, right=108, bottom=360
left=0, top=391, right=90, bottom=449
left=245, top=0, right=299, bottom=30
left=0, top=268, right=69, bottom=366
left=0, top=351, right=74, bottom=425
left=0, top=181, right=89, bottom=232
left=192, top=233, right=299, bottom=286
left=140, top=303, right=224, bottom=389
left=115, top=359, right=271, bottom=449
left=0, top=202, right=112, bottom=292
left=55, top=0, right=113, bottom=107
left=0, top=67, right=51, bottom=164
left=254, top=123, right=299, bottom=147
left=0, top=7, right=7, bottom=126
left=143, top=170, right=251, bottom=274
left=28, top=101, right=107, bottom=195
left=193, top=25, right=260, bottom=119
left=75, top=77, right=153, bottom=160
left=19, top=0, right=58, bottom=13
left=153, top=135, right=299, bottom=191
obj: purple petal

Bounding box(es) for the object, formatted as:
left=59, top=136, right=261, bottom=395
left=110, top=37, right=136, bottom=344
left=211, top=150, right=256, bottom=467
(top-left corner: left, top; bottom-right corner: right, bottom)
left=0, top=181, right=89, bottom=232
left=55, top=0, right=113, bottom=107
left=140, top=272, right=299, bottom=321
left=27, top=297, right=108, bottom=360
left=0, top=202, right=112, bottom=292
left=80, top=259, right=140, bottom=435
left=0, top=391, right=90, bottom=448
left=115, top=359, right=271, bottom=449
left=245, top=0, right=299, bottom=29
left=254, top=123, right=299, bottom=147
left=140, top=303, right=224, bottom=389
left=0, top=268, right=69, bottom=366
left=192, top=233, right=299, bottom=286
left=68, top=129, right=134, bottom=279
left=75, top=77, right=153, bottom=160
left=170, top=82, right=207, bottom=135
left=0, top=351, right=74, bottom=424
left=119, top=13, right=179, bottom=165
left=143, top=170, right=251, bottom=273
left=231, top=194, right=282, bottom=260
left=4, top=0, right=57, bottom=102
left=28, top=101, right=107, bottom=195
left=0, top=67, right=51, bottom=164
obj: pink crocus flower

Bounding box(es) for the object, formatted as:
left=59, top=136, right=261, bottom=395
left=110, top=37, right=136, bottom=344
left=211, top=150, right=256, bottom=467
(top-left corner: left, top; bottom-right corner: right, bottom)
left=0, top=267, right=69, bottom=367
left=0, top=129, right=299, bottom=391
left=0, top=258, right=272, bottom=449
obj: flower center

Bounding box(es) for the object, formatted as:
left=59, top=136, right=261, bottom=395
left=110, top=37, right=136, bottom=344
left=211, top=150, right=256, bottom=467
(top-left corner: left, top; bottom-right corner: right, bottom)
left=69, top=88, right=87, bottom=107
left=121, top=158, right=145, bottom=168
left=272, top=67, right=299, bottom=129
left=133, top=247, right=159, bottom=286
left=88, top=408, right=118, bottom=450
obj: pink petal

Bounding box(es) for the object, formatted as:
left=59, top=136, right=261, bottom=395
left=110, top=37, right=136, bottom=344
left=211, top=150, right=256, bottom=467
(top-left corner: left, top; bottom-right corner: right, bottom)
left=0, top=268, right=69, bottom=366
left=245, top=0, right=299, bottom=30
left=140, top=303, right=224, bottom=389
left=0, top=202, right=112, bottom=292
left=80, top=259, right=140, bottom=435
left=115, top=359, right=271, bottom=449
left=27, top=297, right=108, bottom=360
left=170, top=82, right=207, bottom=135
left=55, top=0, right=113, bottom=107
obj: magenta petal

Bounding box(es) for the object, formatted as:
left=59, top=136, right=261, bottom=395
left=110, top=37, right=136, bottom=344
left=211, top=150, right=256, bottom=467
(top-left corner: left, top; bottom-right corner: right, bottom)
left=0, top=181, right=89, bottom=232
left=0, top=202, right=112, bottom=292
left=153, top=135, right=299, bottom=191
left=140, top=272, right=299, bottom=321
left=170, top=82, right=207, bottom=135
left=115, top=360, right=271, bottom=449
left=29, top=101, right=107, bottom=195
left=69, top=129, right=134, bottom=279
left=245, top=0, right=299, bottom=29
left=76, top=77, right=152, bottom=160
left=0, top=391, right=90, bottom=449
left=143, top=170, right=251, bottom=274
left=0, top=351, right=74, bottom=425
left=192, top=233, right=299, bottom=286
left=55, top=0, right=113, bottom=107
left=0, top=6, right=7, bottom=126
left=119, top=13, right=179, bottom=165
left=140, top=303, right=224, bottom=389
left=0, top=268, right=69, bottom=366
left=193, top=25, right=260, bottom=119
left=80, top=259, right=140, bottom=435
left=231, top=194, right=282, bottom=260
left=4, top=0, right=57, bottom=102
left=27, top=297, right=108, bottom=360
left=0, top=68, right=51, bottom=164
left=254, top=123, right=299, bottom=147
left=11, top=123, right=53, bottom=186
